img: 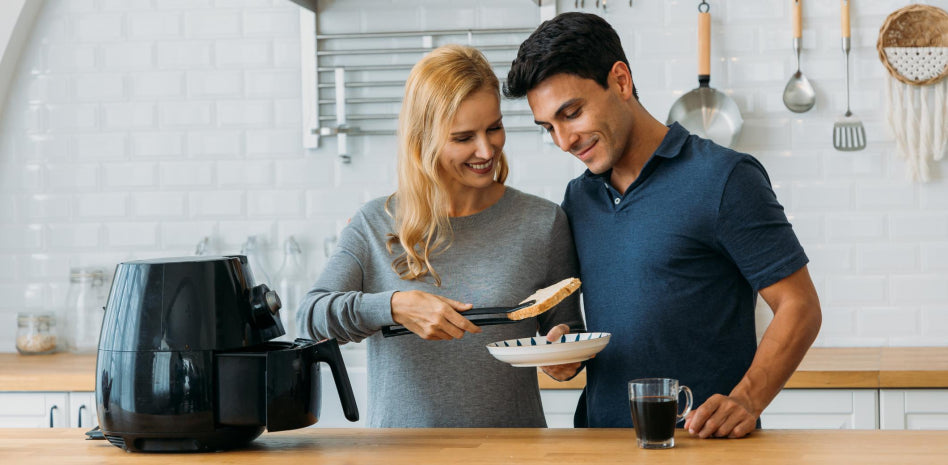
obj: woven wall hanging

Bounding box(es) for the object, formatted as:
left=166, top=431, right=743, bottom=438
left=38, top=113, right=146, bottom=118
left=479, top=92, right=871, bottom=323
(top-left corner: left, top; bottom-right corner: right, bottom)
left=877, top=4, right=948, bottom=182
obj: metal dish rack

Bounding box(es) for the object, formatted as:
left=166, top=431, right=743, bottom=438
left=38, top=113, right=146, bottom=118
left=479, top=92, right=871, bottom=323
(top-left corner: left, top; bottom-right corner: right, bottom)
left=301, top=24, right=541, bottom=162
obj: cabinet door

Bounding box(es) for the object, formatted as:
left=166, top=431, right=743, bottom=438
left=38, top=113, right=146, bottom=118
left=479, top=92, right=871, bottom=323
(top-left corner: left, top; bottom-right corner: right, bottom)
left=540, top=390, right=582, bottom=428
left=0, top=392, right=69, bottom=428
left=761, top=389, right=878, bottom=429
left=68, top=392, right=98, bottom=429
left=880, top=389, right=948, bottom=430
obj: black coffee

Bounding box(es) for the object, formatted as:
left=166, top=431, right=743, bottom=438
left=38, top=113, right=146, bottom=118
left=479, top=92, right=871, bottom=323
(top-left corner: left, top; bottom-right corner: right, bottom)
left=630, top=396, right=677, bottom=443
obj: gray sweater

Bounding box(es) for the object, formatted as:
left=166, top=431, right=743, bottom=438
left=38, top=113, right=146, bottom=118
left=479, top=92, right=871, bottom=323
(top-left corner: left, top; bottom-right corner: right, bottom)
left=298, top=187, right=584, bottom=427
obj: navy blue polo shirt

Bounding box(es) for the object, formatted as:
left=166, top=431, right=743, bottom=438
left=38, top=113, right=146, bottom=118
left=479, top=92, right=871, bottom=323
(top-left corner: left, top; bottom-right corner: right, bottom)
left=563, top=123, right=808, bottom=428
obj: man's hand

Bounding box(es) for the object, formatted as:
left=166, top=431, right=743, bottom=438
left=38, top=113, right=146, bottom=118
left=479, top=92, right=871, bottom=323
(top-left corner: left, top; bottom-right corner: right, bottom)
left=684, top=393, right=757, bottom=439
left=539, top=324, right=584, bottom=381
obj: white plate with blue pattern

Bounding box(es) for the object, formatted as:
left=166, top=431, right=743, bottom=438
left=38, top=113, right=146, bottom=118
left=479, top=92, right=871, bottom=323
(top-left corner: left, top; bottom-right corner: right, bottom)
left=486, top=332, right=611, bottom=367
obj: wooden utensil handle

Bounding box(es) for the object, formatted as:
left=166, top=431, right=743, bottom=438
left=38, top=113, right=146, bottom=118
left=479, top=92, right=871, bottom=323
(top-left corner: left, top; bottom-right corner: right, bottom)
left=841, top=0, right=850, bottom=38
left=698, top=11, right=710, bottom=78
left=792, top=0, right=802, bottom=39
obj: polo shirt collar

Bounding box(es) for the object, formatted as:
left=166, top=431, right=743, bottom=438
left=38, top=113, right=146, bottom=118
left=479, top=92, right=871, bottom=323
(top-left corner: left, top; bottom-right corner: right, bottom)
left=580, top=122, right=689, bottom=181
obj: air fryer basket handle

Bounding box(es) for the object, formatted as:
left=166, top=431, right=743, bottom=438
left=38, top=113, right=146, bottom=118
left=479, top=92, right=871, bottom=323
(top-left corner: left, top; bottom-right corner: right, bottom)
left=312, top=338, right=360, bottom=422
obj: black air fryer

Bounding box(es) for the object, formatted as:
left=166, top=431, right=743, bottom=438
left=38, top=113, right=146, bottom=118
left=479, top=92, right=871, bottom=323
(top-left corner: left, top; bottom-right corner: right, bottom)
left=95, top=255, right=358, bottom=452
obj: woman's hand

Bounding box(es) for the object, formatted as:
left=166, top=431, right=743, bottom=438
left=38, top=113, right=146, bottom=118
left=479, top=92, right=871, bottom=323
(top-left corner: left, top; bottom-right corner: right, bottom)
left=390, top=290, right=481, bottom=340
left=540, top=324, right=584, bottom=381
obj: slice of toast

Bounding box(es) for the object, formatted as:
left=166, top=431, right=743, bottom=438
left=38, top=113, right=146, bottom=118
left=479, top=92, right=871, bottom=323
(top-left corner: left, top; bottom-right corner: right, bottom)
left=508, top=277, right=581, bottom=320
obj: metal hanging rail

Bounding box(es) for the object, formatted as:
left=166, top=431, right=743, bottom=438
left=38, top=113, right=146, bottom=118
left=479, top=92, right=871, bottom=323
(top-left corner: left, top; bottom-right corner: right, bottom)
left=307, top=24, right=540, bottom=162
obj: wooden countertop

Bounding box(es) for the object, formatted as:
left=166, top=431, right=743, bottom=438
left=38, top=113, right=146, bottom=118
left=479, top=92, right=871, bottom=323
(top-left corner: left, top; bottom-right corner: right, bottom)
left=3, top=428, right=948, bottom=464
left=3, top=347, right=948, bottom=392
left=537, top=347, right=948, bottom=389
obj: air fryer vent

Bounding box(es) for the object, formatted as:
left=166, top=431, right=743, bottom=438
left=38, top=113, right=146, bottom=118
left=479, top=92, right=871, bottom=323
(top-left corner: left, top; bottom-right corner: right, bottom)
left=104, top=434, right=126, bottom=450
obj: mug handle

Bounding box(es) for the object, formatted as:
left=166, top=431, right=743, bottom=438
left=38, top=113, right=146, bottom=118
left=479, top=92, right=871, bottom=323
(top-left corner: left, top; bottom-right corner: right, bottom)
left=677, top=385, right=693, bottom=423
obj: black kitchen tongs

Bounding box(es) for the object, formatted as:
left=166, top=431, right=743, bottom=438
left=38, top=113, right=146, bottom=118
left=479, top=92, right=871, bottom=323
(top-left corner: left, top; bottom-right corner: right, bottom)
left=380, top=300, right=537, bottom=337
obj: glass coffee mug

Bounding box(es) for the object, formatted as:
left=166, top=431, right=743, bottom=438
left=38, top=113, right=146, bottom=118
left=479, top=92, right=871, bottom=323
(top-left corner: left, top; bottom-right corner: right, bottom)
left=628, top=378, right=693, bottom=449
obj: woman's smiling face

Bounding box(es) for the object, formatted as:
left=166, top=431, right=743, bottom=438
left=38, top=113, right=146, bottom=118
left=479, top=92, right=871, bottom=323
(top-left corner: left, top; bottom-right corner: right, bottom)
left=438, top=88, right=506, bottom=191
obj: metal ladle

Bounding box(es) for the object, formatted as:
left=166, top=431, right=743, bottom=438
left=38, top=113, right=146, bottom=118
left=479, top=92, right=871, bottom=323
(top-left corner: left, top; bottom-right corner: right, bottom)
left=782, top=0, right=815, bottom=113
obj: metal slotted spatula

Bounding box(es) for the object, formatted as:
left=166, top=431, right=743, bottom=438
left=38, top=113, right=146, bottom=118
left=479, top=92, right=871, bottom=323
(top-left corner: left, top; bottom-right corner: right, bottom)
left=833, top=0, right=866, bottom=151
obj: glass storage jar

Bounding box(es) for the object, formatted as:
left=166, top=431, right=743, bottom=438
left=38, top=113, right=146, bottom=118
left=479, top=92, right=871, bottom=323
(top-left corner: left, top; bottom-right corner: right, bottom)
left=64, top=267, right=107, bottom=354
left=16, top=312, right=58, bottom=355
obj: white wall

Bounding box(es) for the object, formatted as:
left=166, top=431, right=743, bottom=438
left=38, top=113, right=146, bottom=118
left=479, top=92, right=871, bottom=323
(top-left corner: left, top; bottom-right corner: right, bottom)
left=0, top=0, right=947, bottom=352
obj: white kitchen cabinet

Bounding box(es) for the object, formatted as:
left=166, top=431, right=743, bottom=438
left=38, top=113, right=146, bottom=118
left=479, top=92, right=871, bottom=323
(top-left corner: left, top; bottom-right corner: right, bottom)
left=760, top=389, right=878, bottom=429
left=68, top=392, right=98, bottom=429
left=0, top=392, right=97, bottom=428
left=880, top=389, right=948, bottom=430
left=0, top=392, right=69, bottom=427
left=540, top=389, right=583, bottom=428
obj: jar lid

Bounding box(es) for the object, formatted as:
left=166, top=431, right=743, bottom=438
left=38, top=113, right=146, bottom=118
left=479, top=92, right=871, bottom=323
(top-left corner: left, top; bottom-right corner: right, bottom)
left=70, top=267, right=105, bottom=281
left=17, top=312, right=55, bottom=324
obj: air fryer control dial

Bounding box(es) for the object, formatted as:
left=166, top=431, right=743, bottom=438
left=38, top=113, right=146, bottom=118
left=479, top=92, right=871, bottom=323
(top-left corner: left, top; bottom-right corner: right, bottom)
left=264, top=290, right=281, bottom=314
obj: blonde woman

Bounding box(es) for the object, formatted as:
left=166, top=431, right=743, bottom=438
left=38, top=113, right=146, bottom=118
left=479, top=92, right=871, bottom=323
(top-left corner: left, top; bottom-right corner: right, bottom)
left=298, top=45, right=584, bottom=427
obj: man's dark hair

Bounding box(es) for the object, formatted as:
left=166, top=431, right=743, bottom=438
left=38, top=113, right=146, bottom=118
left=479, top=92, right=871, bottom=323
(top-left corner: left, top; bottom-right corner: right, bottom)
left=504, top=12, right=637, bottom=100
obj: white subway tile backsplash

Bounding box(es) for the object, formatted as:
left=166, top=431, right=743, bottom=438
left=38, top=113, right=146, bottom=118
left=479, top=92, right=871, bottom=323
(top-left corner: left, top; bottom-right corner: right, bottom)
left=827, top=215, right=886, bottom=241
left=186, top=11, right=243, bottom=37
left=161, top=221, right=219, bottom=249
left=103, top=162, right=159, bottom=188
left=45, top=45, right=97, bottom=72
left=0, top=0, right=945, bottom=350
left=891, top=275, right=948, bottom=304
left=827, top=276, right=887, bottom=304
left=920, top=244, right=948, bottom=272
left=217, top=101, right=272, bottom=126
left=21, top=195, right=72, bottom=221
left=47, top=164, right=98, bottom=191
left=105, top=222, right=159, bottom=248
left=132, top=132, right=186, bottom=158
left=857, top=308, right=918, bottom=337
left=245, top=70, right=300, bottom=98
left=158, top=101, right=213, bottom=127
left=215, top=39, right=272, bottom=68
left=854, top=183, right=916, bottom=210
left=243, top=10, right=299, bottom=35
left=76, top=193, right=128, bottom=218
left=46, top=104, right=98, bottom=131
left=131, top=72, right=186, bottom=98
left=75, top=14, right=125, bottom=41
left=247, top=190, right=304, bottom=218
left=857, top=244, right=918, bottom=273
left=0, top=225, right=43, bottom=251
left=189, top=190, right=247, bottom=217
left=103, top=103, right=156, bottom=129
left=188, top=131, right=244, bottom=158
left=888, top=213, right=948, bottom=240
left=187, top=70, right=244, bottom=97
left=217, top=160, right=275, bottom=187
left=792, top=182, right=851, bottom=210
left=246, top=129, right=301, bottom=156
left=75, top=133, right=129, bottom=161
left=128, top=12, right=184, bottom=38
left=47, top=223, right=102, bottom=249
left=157, top=41, right=213, bottom=69
left=74, top=74, right=126, bottom=102
left=102, top=43, right=156, bottom=70
left=160, top=161, right=215, bottom=187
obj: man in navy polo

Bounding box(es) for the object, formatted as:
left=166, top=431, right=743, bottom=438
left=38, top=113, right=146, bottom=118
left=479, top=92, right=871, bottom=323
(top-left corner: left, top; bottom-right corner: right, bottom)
left=504, top=12, right=822, bottom=438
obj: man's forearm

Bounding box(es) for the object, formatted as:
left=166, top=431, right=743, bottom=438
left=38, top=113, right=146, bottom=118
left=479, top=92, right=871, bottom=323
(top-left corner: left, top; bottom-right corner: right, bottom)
left=729, top=300, right=821, bottom=416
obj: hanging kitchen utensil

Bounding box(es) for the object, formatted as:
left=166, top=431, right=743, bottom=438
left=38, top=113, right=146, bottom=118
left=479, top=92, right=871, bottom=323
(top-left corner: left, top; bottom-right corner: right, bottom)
left=381, top=277, right=581, bottom=337
left=667, top=1, right=743, bottom=148
left=783, top=0, right=816, bottom=113
left=833, top=0, right=867, bottom=152
left=877, top=4, right=948, bottom=182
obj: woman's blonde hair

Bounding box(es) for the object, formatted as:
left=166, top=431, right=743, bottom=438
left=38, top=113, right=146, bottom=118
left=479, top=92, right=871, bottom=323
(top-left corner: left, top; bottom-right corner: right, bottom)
left=386, top=44, right=509, bottom=285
